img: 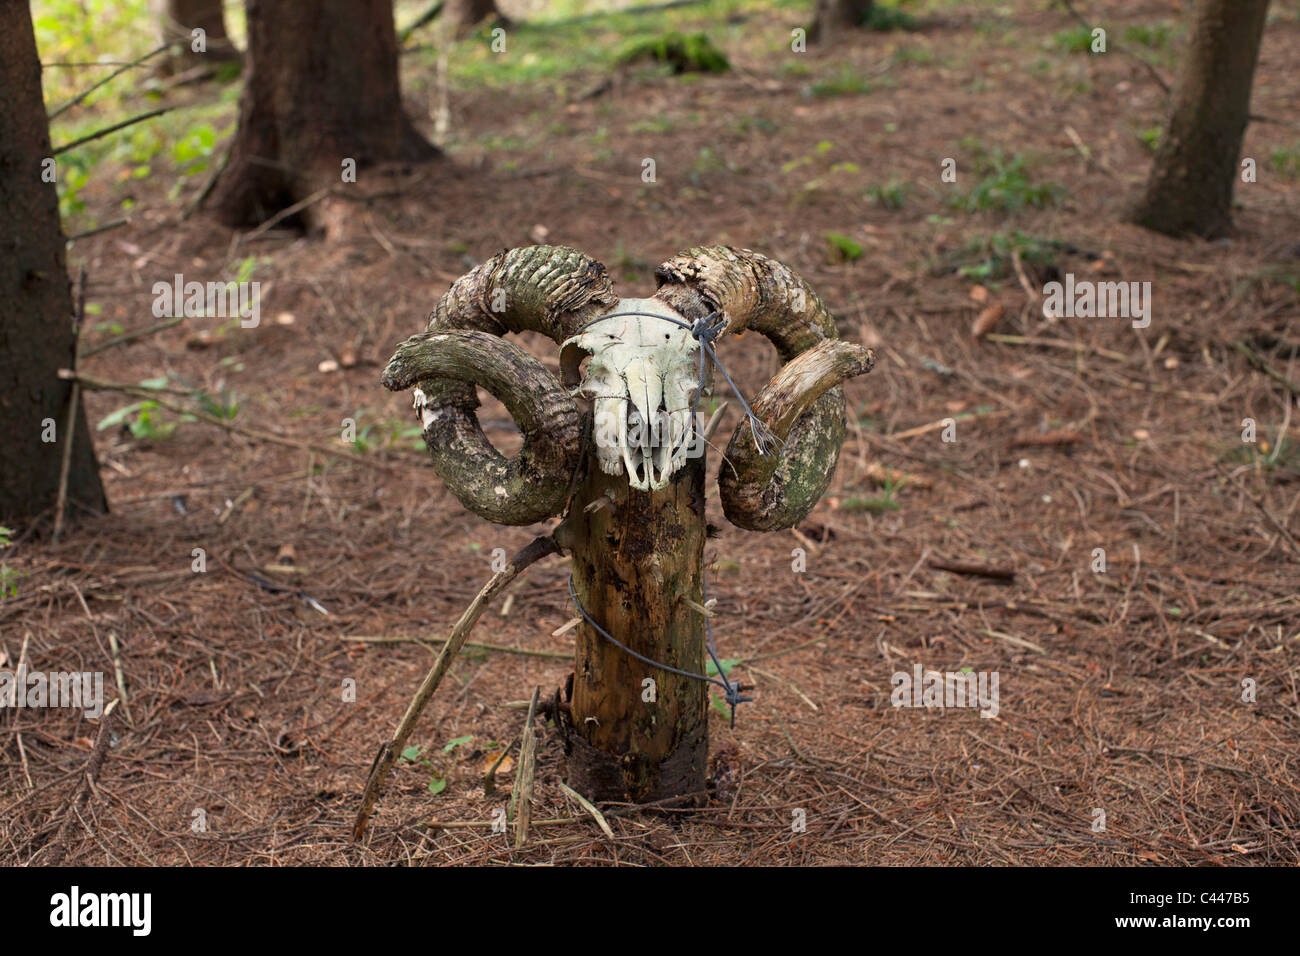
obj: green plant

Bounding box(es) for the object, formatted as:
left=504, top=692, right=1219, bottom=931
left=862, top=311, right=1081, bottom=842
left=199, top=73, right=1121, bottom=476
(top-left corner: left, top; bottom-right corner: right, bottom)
left=0, top=526, right=18, bottom=600
left=399, top=745, right=444, bottom=793
left=826, top=232, right=864, bottom=263
left=863, top=2, right=917, bottom=31
left=1053, top=25, right=1095, bottom=53
left=842, top=474, right=902, bottom=513
left=808, top=64, right=875, bottom=97
left=893, top=45, right=933, bottom=64
left=1124, top=23, right=1169, bottom=49
left=935, top=231, right=1064, bottom=281
left=948, top=149, right=1062, bottom=213
left=867, top=179, right=908, bottom=210
left=1270, top=143, right=1300, bottom=179
left=196, top=388, right=239, bottom=421
left=1138, top=126, right=1163, bottom=153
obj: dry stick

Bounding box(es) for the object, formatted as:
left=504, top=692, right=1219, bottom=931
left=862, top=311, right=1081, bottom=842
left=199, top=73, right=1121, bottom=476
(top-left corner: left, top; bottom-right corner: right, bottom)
left=107, top=631, right=134, bottom=727
left=559, top=781, right=615, bottom=839
left=482, top=734, right=519, bottom=796
left=44, top=699, right=117, bottom=865
left=510, top=686, right=541, bottom=849
left=79, top=316, right=183, bottom=359
left=887, top=409, right=1010, bottom=441
left=241, top=186, right=334, bottom=243
left=53, top=268, right=87, bottom=542
left=1234, top=340, right=1300, bottom=398
left=60, top=370, right=401, bottom=473
left=928, top=558, right=1016, bottom=582
left=65, top=217, right=131, bottom=243
left=48, top=43, right=170, bottom=120
left=351, top=535, right=560, bottom=842
left=52, top=106, right=173, bottom=155
left=341, top=634, right=569, bottom=659
left=985, top=333, right=1127, bottom=362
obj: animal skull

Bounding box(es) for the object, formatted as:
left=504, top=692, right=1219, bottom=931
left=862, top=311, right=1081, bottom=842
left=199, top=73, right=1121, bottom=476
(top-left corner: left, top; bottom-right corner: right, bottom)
left=563, top=298, right=704, bottom=491
left=381, top=244, right=875, bottom=529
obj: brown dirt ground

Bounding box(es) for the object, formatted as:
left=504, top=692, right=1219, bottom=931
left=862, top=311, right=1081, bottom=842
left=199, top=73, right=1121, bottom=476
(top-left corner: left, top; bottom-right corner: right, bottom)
left=4, top=0, right=1300, bottom=865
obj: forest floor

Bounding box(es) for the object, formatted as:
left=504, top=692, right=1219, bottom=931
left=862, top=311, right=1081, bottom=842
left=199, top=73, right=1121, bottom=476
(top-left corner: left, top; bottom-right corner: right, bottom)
left=4, top=0, right=1300, bottom=865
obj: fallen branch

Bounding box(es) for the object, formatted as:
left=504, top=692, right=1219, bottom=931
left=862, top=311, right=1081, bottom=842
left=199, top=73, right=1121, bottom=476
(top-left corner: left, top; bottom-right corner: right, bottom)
left=78, top=316, right=182, bottom=359
left=53, top=106, right=174, bottom=156
left=1234, top=340, right=1300, bottom=398
left=1008, top=429, right=1083, bottom=449
left=559, top=781, right=614, bottom=839
left=48, top=43, right=170, bottom=120
left=65, top=217, right=131, bottom=244
left=341, top=634, right=569, bottom=659
left=352, top=535, right=560, bottom=841
left=928, top=558, right=1016, bottom=582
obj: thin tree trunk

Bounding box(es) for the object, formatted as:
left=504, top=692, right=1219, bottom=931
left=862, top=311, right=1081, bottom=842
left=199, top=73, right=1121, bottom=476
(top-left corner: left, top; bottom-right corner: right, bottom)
left=1126, top=0, right=1271, bottom=238
left=558, top=456, right=709, bottom=803
left=0, top=3, right=106, bottom=525
left=206, top=0, right=438, bottom=230
left=155, top=0, right=240, bottom=75
left=444, top=0, right=508, bottom=34
left=810, top=0, right=873, bottom=41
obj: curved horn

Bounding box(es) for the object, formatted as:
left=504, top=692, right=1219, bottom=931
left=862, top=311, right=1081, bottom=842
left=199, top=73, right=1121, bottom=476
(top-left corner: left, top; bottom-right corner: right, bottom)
left=386, top=246, right=618, bottom=525
left=651, top=246, right=873, bottom=531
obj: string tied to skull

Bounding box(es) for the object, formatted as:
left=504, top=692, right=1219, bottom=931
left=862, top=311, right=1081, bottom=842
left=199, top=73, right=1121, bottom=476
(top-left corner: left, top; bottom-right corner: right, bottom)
left=573, top=309, right=784, bottom=460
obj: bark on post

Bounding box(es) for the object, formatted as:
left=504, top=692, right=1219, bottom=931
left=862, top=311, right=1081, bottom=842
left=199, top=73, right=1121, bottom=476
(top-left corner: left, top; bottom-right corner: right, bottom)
left=1126, top=0, right=1271, bottom=238
left=556, top=454, right=710, bottom=803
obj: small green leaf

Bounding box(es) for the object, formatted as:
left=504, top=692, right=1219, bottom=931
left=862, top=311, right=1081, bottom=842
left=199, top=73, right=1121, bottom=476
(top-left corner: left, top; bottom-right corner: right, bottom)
left=96, top=401, right=147, bottom=431
left=428, top=776, right=447, bottom=795
left=705, top=658, right=739, bottom=677
left=443, top=735, right=473, bottom=752
left=400, top=745, right=422, bottom=762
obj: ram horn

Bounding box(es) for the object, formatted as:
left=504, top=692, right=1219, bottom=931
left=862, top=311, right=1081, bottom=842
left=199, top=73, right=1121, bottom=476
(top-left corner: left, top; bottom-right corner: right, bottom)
left=651, top=245, right=874, bottom=531
left=382, top=246, right=618, bottom=525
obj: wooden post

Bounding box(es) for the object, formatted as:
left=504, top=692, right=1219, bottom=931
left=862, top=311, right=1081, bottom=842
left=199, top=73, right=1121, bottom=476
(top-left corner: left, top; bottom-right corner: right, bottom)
left=558, top=451, right=710, bottom=803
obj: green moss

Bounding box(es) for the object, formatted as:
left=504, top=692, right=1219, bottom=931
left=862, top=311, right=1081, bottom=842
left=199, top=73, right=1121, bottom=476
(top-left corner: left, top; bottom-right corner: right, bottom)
left=616, top=32, right=730, bottom=74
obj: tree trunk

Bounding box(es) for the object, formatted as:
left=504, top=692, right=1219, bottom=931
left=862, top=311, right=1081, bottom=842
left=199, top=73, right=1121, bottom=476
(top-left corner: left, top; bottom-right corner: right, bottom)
left=154, top=0, right=240, bottom=76
left=1126, top=0, right=1271, bottom=238
left=810, top=0, right=873, bottom=40
left=444, top=0, right=508, bottom=34
left=0, top=2, right=107, bottom=525
left=558, top=452, right=710, bottom=803
left=206, top=0, right=438, bottom=230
